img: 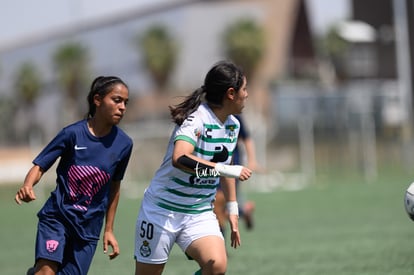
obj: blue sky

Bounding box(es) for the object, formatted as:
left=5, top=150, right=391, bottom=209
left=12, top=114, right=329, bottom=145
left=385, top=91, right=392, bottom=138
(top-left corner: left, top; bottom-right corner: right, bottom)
left=1, top=0, right=349, bottom=48
left=1, top=0, right=166, bottom=46
left=307, top=0, right=350, bottom=33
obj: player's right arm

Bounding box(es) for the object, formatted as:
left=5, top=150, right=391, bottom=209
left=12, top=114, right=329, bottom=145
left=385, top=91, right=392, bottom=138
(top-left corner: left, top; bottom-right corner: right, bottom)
left=172, top=115, right=252, bottom=179
left=172, top=140, right=252, bottom=180
left=172, top=139, right=217, bottom=173
left=15, top=165, right=44, bottom=204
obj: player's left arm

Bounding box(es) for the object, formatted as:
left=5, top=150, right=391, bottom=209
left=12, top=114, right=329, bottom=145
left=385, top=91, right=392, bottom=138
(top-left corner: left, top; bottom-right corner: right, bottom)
left=103, top=180, right=121, bottom=260
left=220, top=176, right=241, bottom=248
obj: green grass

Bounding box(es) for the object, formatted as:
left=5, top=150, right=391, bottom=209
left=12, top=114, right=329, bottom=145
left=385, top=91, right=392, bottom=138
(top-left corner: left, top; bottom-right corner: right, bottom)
left=2, top=167, right=414, bottom=275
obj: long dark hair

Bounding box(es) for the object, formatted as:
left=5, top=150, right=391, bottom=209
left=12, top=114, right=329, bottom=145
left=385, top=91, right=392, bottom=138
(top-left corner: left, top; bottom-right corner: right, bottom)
left=86, top=76, right=128, bottom=118
left=169, top=60, right=244, bottom=125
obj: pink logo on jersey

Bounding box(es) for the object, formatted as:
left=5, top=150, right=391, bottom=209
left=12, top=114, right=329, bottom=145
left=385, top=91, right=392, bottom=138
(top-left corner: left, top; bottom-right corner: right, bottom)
left=68, top=165, right=110, bottom=211
left=46, top=240, right=59, bottom=253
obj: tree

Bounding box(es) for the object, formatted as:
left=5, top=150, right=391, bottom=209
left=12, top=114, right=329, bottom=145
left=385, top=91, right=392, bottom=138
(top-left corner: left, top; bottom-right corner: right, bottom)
left=0, top=59, right=12, bottom=144
left=317, top=25, right=349, bottom=82
left=15, top=62, right=41, bottom=105
left=222, top=18, right=265, bottom=79
left=53, top=42, right=90, bottom=124
left=13, top=61, right=43, bottom=144
left=137, top=24, right=178, bottom=92
left=0, top=97, right=15, bottom=144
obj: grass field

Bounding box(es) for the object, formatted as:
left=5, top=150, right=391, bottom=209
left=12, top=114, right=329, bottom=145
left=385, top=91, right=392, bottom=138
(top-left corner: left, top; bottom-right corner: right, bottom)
left=2, top=166, right=414, bottom=275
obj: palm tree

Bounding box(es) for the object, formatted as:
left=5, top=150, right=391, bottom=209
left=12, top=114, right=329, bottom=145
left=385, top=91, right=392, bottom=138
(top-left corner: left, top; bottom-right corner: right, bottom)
left=317, top=25, right=349, bottom=82
left=0, top=97, right=15, bottom=144
left=137, top=24, right=178, bottom=92
left=53, top=42, right=90, bottom=124
left=222, top=18, right=265, bottom=80
left=13, top=61, right=42, bottom=144
left=15, top=62, right=41, bottom=105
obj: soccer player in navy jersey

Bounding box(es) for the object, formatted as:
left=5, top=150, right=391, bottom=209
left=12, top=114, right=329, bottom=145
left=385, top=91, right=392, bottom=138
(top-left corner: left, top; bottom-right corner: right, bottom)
left=134, top=61, right=252, bottom=275
left=214, top=114, right=262, bottom=240
left=15, top=76, right=133, bottom=275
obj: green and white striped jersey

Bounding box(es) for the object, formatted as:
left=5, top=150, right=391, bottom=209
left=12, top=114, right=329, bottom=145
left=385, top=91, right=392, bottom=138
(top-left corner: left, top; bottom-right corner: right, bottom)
left=144, top=103, right=240, bottom=214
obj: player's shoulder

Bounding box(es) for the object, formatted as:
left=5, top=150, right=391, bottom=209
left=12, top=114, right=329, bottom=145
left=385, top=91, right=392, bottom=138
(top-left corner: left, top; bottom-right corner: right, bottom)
left=181, top=104, right=207, bottom=127
left=227, top=114, right=241, bottom=128
left=59, top=120, right=86, bottom=136
left=115, top=126, right=133, bottom=144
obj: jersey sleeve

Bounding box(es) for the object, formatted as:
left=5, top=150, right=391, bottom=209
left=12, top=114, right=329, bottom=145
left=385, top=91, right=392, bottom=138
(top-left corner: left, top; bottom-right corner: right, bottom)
left=112, top=141, right=133, bottom=181
left=33, top=128, right=71, bottom=172
left=174, top=113, right=203, bottom=146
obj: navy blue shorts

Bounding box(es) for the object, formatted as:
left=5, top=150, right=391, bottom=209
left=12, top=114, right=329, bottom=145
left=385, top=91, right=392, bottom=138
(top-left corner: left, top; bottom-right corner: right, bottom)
left=35, top=216, right=98, bottom=275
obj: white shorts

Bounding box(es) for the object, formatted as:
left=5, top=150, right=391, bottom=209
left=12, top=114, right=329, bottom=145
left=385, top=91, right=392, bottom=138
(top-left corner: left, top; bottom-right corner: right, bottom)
left=134, top=196, right=223, bottom=264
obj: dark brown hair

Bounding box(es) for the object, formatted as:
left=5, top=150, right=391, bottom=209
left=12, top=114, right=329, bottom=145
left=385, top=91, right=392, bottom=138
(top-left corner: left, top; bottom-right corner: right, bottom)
left=169, top=60, right=244, bottom=125
left=86, top=76, right=128, bottom=118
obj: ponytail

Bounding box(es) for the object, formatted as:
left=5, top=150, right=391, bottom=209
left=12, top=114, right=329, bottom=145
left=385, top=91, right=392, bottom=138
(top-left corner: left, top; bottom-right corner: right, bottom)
left=169, top=86, right=205, bottom=125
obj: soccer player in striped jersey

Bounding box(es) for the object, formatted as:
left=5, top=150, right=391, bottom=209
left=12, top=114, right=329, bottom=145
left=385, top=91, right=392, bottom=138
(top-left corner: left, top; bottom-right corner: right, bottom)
left=134, top=61, right=252, bottom=275
left=15, top=76, right=133, bottom=275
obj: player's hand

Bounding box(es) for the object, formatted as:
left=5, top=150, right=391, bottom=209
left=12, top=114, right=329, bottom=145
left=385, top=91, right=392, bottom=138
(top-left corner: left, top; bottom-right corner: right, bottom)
left=228, top=214, right=241, bottom=248
left=103, top=231, right=119, bottom=260
left=238, top=166, right=252, bottom=181
left=15, top=185, right=36, bottom=204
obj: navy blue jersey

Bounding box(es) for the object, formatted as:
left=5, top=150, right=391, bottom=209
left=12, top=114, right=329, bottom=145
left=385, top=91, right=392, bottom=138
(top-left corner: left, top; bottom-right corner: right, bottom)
left=34, top=119, right=133, bottom=241
left=233, top=115, right=250, bottom=165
